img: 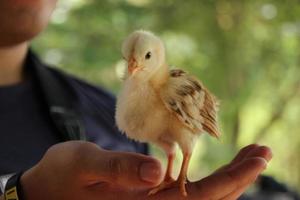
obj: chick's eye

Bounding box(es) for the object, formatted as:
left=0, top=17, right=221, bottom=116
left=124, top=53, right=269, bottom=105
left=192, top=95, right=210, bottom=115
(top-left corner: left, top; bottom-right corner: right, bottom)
left=145, top=52, right=151, bottom=60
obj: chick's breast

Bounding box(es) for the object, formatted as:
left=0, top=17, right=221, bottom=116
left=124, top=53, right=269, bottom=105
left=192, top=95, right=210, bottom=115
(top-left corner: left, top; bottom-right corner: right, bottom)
left=116, top=79, right=169, bottom=143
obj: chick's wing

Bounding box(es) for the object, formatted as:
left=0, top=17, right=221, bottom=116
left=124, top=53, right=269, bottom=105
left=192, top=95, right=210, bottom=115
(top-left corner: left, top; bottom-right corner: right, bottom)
left=160, top=69, right=220, bottom=137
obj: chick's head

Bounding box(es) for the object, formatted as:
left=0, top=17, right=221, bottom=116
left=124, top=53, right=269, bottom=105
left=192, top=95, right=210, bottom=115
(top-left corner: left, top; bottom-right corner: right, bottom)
left=122, top=30, right=165, bottom=81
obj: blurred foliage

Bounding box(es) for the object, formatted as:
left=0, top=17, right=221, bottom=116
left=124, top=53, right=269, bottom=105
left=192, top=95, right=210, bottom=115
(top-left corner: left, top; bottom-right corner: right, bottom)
left=33, top=0, right=300, bottom=192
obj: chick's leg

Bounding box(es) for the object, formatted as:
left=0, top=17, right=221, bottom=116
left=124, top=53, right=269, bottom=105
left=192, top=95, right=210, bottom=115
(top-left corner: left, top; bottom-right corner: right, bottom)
left=148, top=152, right=191, bottom=196
left=164, top=153, right=175, bottom=182
left=148, top=141, right=176, bottom=195
left=148, top=152, right=175, bottom=195
left=177, top=152, right=191, bottom=196
left=175, top=131, right=197, bottom=196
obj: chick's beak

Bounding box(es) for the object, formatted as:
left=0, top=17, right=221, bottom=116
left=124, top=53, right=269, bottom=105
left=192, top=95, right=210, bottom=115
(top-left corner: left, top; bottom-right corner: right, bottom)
left=128, top=56, right=141, bottom=75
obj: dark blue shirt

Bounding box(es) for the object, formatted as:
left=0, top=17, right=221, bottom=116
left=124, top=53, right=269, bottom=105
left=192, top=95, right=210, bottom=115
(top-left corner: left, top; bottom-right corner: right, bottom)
left=0, top=50, right=147, bottom=174
left=0, top=79, right=61, bottom=174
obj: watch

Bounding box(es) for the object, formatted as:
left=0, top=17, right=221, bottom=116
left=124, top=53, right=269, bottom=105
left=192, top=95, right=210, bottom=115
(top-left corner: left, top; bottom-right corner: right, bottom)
left=0, top=174, right=15, bottom=195
left=3, top=172, right=23, bottom=200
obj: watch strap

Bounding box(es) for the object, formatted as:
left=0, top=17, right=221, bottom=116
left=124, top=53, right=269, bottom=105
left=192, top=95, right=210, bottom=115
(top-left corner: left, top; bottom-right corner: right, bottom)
left=4, top=172, right=23, bottom=200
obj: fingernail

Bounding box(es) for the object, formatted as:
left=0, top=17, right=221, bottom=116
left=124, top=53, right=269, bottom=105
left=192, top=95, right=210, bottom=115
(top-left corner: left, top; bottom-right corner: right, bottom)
left=140, top=162, right=161, bottom=183
left=258, top=158, right=268, bottom=172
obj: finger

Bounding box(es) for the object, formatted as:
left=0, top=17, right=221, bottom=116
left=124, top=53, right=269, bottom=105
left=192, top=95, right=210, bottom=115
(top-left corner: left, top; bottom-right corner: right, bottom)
left=219, top=157, right=268, bottom=200
left=146, top=157, right=267, bottom=200
left=218, top=145, right=272, bottom=173
left=243, top=145, right=273, bottom=162
left=189, top=157, right=267, bottom=200
left=230, top=144, right=259, bottom=165
left=225, top=145, right=273, bottom=172
left=215, top=144, right=260, bottom=173
left=220, top=184, right=252, bottom=200
left=82, top=149, right=163, bottom=189
left=220, top=187, right=247, bottom=200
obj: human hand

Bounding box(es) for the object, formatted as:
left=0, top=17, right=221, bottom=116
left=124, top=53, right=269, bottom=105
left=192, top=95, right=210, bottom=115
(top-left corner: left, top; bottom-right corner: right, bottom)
left=20, top=141, right=163, bottom=200
left=20, top=142, right=271, bottom=200
left=144, top=144, right=272, bottom=200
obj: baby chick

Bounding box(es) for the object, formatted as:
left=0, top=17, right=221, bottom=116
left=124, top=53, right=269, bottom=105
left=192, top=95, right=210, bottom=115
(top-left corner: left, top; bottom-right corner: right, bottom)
left=115, top=30, right=220, bottom=196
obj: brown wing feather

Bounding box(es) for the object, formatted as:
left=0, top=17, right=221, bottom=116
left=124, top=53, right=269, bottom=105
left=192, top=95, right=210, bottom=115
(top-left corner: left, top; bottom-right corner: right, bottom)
left=200, top=87, right=220, bottom=138
left=161, top=69, right=221, bottom=138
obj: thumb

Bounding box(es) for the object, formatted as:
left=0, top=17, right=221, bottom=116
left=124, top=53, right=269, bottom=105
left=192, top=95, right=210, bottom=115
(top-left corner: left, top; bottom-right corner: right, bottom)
left=85, top=149, right=163, bottom=188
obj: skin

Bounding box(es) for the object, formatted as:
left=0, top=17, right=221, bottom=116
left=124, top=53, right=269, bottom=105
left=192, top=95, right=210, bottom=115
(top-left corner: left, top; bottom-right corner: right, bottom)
left=0, top=1, right=273, bottom=199
left=0, top=143, right=272, bottom=200
left=0, top=0, right=57, bottom=86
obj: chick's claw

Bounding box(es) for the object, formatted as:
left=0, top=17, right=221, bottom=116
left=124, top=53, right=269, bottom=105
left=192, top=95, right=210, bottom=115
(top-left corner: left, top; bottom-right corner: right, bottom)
left=148, top=179, right=188, bottom=197
left=148, top=180, right=176, bottom=196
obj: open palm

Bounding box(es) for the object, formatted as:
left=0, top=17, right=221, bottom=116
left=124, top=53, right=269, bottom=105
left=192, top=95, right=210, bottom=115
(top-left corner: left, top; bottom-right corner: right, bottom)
left=96, top=144, right=272, bottom=200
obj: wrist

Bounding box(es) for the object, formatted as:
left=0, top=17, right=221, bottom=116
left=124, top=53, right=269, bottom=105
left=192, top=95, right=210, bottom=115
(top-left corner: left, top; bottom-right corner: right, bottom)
left=20, top=166, right=47, bottom=200
left=20, top=169, right=34, bottom=200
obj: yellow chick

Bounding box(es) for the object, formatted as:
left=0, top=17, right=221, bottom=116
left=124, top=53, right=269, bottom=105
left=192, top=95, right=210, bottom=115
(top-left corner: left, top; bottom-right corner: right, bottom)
left=115, top=30, right=220, bottom=196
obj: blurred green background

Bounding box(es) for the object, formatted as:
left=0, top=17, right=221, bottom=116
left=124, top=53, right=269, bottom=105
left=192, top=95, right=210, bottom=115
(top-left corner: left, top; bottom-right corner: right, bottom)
left=32, top=0, right=300, bottom=192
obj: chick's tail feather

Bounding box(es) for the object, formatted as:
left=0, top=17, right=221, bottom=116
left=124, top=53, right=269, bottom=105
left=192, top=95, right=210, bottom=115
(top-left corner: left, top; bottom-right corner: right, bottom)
left=200, top=88, right=221, bottom=138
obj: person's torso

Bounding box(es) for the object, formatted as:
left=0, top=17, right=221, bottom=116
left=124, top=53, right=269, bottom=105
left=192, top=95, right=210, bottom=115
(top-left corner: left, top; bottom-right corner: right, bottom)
left=0, top=79, right=61, bottom=173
